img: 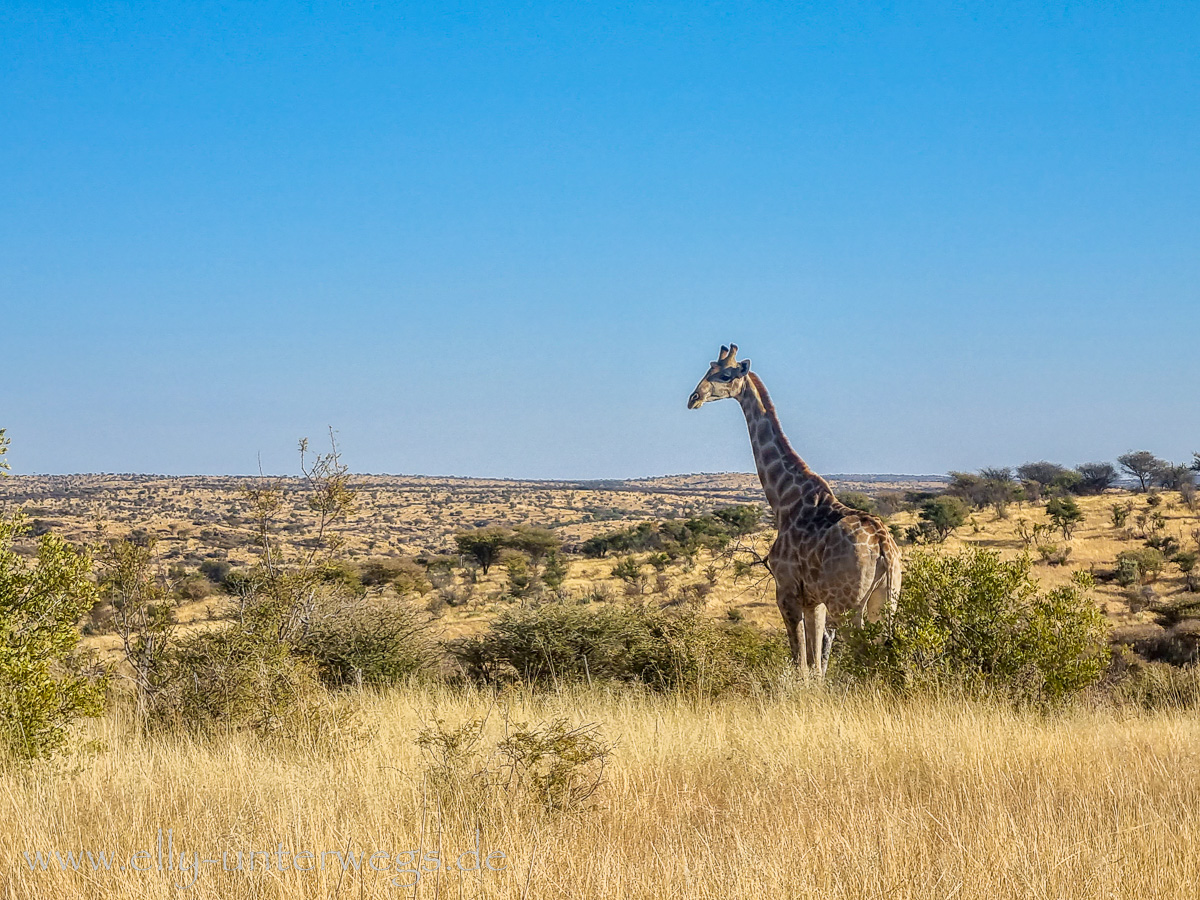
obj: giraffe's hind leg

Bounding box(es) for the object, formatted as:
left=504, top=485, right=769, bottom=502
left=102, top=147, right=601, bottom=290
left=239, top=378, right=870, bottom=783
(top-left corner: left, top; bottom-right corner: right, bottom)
left=821, top=626, right=836, bottom=675
left=775, top=585, right=806, bottom=670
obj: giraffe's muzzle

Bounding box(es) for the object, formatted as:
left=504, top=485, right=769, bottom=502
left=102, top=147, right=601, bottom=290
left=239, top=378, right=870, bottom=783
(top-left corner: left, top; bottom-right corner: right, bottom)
left=687, top=391, right=704, bottom=409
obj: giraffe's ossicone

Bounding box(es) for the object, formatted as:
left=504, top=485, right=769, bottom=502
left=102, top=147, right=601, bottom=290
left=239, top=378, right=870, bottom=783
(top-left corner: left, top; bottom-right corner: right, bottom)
left=688, top=344, right=901, bottom=676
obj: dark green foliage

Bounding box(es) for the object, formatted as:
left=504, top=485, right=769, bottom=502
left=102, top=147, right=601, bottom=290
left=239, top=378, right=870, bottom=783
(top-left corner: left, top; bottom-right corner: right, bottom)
left=541, top=551, right=569, bottom=591
left=1052, top=470, right=1084, bottom=495
left=1017, top=461, right=1071, bottom=493
left=507, top=526, right=561, bottom=562
left=1172, top=551, right=1198, bottom=591
left=450, top=604, right=789, bottom=695
left=1148, top=593, right=1200, bottom=629
left=151, top=625, right=320, bottom=732
left=316, top=559, right=364, bottom=596
left=1076, top=462, right=1117, bottom=494
left=946, top=472, right=988, bottom=508
left=199, top=558, right=231, bottom=584
left=914, top=496, right=969, bottom=542
left=1115, top=555, right=1141, bottom=587
left=837, top=492, right=877, bottom=515
left=293, top=598, right=435, bottom=688
left=359, top=558, right=432, bottom=595
left=581, top=506, right=764, bottom=558
left=838, top=549, right=1107, bottom=704
left=1045, top=495, right=1084, bottom=539
left=130, top=434, right=372, bottom=741
left=455, top=526, right=561, bottom=577
left=611, top=557, right=642, bottom=583
left=454, top=527, right=510, bottom=574
left=712, top=504, right=766, bottom=535
left=979, top=467, right=1017, bottom=516
left=504, top=553, right=534, bottom=598
left=1116, top=547, right=1166, bottom=585
left=1118, top=451, right=1164, bottom=492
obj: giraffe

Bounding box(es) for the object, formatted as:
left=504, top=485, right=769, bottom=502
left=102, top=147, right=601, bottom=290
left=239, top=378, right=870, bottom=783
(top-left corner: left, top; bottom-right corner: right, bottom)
left=687, top=344, right=901, bottom=676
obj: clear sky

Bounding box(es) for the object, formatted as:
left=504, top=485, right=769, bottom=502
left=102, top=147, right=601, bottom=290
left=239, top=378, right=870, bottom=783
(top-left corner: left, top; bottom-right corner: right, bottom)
left=3, top=1, right=1198, bottom=478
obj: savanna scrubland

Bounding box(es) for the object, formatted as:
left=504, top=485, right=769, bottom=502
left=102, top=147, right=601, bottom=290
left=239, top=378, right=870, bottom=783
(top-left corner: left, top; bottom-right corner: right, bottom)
left=2, top=439, right=1199, bottom=899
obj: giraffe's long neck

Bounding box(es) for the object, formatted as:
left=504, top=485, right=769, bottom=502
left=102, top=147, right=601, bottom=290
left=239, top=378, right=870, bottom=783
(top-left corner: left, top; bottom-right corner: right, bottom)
left=738, top=372, right=836, bottom=520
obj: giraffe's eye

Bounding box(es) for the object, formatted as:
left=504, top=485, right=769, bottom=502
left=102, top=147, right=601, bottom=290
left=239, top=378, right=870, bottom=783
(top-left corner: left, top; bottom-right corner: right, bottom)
left=718, top=371, right=733, bottom=381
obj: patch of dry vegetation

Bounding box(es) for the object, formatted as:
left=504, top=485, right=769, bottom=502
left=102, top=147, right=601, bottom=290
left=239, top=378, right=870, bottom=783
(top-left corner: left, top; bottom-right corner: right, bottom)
left=5, top=684, right=1200, bottom=899
left=3, top=447, right=1199, bottom=899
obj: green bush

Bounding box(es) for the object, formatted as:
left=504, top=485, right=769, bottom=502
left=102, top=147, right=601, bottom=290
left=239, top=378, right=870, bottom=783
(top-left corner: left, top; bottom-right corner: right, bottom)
left=294, top=597, right=436, bottom=688
left=450, top=604, right=788, bottom=695
left=837, top=492, right=877, bottom=515
left=1, top=428, right=105, bottom=760
left=1115, top=548, right=1165, bottom=585
left=838, top=549, right=1107, bottom=704
left=915, top=496, right=969, bottom=542
left=151, top=625, right=319, bottom=733
left=0, top=518, right=106, bottom=761
left=1045, top=495, right=1084, bottom=539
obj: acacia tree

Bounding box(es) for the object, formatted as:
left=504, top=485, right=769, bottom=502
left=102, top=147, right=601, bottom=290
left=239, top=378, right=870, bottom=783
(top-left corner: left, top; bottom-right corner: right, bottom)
left=1118, top=451, right=1164, bottom=492
left=454, top=527, right=511, bottom=575
left=917, top=496, right=969, bottom=542
left=1017, top=461, right=1070, bottom=500
left=1075, top=462, right=1117, bottom=495
left=507, top=526, right=561, bottom=567
left=1153, top=463, right=1194, bottom=491
left=979, top=467, right=1016, bottom=518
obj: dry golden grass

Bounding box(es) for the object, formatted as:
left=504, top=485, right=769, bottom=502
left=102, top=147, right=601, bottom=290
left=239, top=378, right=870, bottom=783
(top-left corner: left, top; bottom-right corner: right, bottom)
left=5, top=683, right=1200, bottom=899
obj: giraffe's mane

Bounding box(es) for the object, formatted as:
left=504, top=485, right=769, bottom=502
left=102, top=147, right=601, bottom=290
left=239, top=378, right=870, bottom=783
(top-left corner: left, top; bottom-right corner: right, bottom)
left=746, top=372, right=817, bottom=478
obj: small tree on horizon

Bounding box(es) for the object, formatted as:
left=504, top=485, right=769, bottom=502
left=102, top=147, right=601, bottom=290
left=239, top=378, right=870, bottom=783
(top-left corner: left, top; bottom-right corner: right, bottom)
left=980, top=467, right=1016, bottom=518
left=1118, top=451, right=1164, bottom=492
left=1017, top=461, right=1071, bottom=499
left=1075, top=462, right=1117, bottom=495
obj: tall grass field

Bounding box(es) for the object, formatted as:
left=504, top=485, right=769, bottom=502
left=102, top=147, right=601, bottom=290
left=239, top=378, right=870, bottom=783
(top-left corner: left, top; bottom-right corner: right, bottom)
left=5, top=683, right=1199, bottom=899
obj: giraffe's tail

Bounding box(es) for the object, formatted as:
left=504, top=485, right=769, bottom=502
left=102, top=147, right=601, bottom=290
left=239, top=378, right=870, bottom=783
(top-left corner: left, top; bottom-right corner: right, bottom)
left=881, top=537, right=902, bottom=617
left=868, top=526, right=902, bottom=621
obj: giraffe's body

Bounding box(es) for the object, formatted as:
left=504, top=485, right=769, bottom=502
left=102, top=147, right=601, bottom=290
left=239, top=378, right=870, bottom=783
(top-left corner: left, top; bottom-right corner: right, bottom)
left=688, top=345, right=901, bottom=674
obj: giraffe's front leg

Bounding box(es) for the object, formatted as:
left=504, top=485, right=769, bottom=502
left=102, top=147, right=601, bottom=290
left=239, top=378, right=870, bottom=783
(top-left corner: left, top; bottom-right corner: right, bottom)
left=805, top=603, right=828, bottom=679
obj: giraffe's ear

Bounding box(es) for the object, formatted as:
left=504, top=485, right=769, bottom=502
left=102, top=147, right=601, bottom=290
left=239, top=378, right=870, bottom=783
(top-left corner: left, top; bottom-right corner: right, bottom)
left=738, top=359, right=751, bottom=375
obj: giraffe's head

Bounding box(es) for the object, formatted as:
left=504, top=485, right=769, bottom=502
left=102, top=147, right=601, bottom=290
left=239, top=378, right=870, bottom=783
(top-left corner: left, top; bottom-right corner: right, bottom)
left=687, top=344, right=751, bottom=409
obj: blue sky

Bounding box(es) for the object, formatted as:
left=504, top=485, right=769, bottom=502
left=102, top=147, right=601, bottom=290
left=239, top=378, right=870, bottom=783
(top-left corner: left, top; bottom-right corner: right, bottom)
left=3, top=1, right=1197, bottom=478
